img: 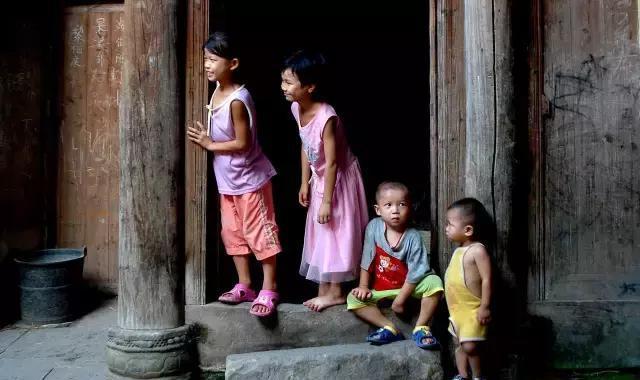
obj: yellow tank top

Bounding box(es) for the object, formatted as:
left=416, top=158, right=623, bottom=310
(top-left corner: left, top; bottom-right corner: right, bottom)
left=444, top=243, right=487, bottom=340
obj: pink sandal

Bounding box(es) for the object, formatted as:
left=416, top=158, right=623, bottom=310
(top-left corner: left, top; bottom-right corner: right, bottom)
left=249, top=289, right=279, bottom=317
left=218, top=283, right=257, bottom=304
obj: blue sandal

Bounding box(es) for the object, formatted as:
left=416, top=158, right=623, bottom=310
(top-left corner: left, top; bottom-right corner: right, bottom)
left=366, top=327, right=404, bottom=345
left=413, top=326, right=440, bottom=350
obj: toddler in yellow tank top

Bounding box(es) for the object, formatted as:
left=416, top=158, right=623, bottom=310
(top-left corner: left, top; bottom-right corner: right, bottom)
left=444, top=198, right=493, bottom=380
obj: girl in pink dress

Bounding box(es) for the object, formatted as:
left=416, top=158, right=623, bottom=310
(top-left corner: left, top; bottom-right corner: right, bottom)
left=281, top=51, right=369, bottom=311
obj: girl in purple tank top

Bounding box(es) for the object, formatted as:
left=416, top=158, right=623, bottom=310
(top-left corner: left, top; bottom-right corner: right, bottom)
left=281, top=51, right=369, bottom=312
left=188, top=32, right=281, bottom=318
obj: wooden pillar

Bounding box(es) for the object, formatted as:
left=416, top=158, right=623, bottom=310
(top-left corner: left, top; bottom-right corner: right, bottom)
left=106, top=0, right=193, bottom=379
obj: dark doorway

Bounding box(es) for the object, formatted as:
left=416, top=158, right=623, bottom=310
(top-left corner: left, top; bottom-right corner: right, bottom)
left=209, top=1, right=430, bottom=302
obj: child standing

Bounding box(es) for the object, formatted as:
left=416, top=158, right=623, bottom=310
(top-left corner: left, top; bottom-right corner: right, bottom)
left=444, top=198, right=493, bottom=380
left=347, top=182, right=444, bottom=348
left=281, top=50, right=368, bottom=312
left=187, top=32, right=281, bottom=317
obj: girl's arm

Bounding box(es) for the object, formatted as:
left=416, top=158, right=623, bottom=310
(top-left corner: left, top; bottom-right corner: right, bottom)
left=317, top=117, right=337, bottom=224
left=299, top=147, right=311, bottom=207
left=187, top=100, right=251, bottom=153
left=300, top=147, right=311, bottom=185
left=474, top=246, right=492, bottom=325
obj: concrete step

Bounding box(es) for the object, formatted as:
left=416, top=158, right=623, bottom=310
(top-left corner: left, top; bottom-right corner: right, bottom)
left=225, top=341, right=443, bottom=380
left=186, top=301, right=422, bottom=370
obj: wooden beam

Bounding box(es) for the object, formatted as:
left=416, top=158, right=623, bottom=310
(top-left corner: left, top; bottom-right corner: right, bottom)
left=185, top=0, right=209, bottom=305
left=429, top=0, right=438, bottom=260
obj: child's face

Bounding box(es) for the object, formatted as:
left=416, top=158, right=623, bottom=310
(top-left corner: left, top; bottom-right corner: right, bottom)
left=281, top=69, right=313, bottom=102
left=374, top=188, right=411, bottom=229
left=203, top=49, right=237, bottom=83
left=445, top=208, right=472, bottom=243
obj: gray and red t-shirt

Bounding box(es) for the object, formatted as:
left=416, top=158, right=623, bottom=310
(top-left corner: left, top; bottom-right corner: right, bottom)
left=360, top=217, right=432, bottom=291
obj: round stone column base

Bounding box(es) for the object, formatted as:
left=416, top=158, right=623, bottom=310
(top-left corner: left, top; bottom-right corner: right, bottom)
left=106, top=324, right=195, bottom=379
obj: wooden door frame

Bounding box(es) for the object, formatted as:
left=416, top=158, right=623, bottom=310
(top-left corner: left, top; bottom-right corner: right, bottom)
left=187, top=0, right=443, bottom=303
left=184, top=0, right=210, bottom=305
left=527, top=0, right=544, bottom=303
left=428, top=0, right=468, bottom=272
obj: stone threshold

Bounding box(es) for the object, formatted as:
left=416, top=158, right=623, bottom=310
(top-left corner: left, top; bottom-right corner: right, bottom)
left=226, top=341, right=443, bottom=380
left=186, top=301, right=424, bottom=369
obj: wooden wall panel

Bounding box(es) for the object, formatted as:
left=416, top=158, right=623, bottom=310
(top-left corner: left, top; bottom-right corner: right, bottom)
left=59, top=10, right=88, bottom=254
left=528, top=0, right=640, bottom=368
left=59, top=5, right=123, bottom=291
left=539, top=0, right=640, bottom=301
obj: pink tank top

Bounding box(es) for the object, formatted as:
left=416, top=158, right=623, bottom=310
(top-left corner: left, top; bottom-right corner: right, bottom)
left=292, top=102, right=355, bottom=194
left=207, top=85, right=276, bottom=195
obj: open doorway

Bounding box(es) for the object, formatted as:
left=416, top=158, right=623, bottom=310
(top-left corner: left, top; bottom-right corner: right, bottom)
left=209, top=0, right=430, bottom=303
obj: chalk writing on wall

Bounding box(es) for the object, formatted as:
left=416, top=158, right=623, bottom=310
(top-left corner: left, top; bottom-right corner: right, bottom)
left=58, top=6, right=123, bottom=291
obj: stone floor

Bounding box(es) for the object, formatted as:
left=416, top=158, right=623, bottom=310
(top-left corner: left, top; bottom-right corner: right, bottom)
left=2, top=297, right=638, bottom=380
left=0, top=297, right=116, bottom=380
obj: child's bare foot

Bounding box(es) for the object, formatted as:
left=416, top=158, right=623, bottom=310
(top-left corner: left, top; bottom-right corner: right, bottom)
left=303, top=297, right=319, bottom=310
left=304, top=294, right=346, bottom=312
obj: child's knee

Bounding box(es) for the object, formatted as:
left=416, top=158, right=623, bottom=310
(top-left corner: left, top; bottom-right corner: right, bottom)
left=420, top=290, right=443, bottom=306
left=346, top=293, right=363, bottom=311
left=461, top=341, right=479, bottom=355
left=414, top=275, right=444, bottom=299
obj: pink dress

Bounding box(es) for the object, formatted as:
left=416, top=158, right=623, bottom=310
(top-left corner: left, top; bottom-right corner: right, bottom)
left=292, top=102, right=369, bottom=283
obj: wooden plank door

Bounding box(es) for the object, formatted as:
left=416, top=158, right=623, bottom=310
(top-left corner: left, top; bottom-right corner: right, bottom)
left=529, top=0, right=640, bottom=368
left=58, top=5, right=123, bottom=292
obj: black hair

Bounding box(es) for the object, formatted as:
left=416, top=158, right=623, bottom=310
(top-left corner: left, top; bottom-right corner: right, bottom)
left=375, top=181, right=410, bottom=203
left=447, top=197, right=493, bottom=243
left=203, top=31, right=241, bottom=60
left=282, top=50, right=328, bottom=100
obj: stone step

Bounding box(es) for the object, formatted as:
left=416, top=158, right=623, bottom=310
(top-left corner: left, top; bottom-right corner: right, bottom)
left=186, top=301, right=422, bottom=370
left=225, top=341, right=443, bottom=380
